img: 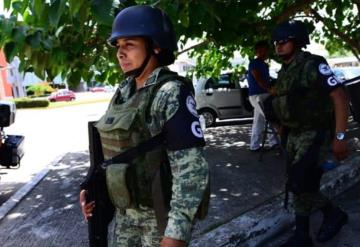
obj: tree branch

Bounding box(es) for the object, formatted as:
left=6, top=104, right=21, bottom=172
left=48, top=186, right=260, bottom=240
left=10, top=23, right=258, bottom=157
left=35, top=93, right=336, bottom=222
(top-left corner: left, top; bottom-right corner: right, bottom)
left=152, top=0, right=161, bottom=7
left=354, top=0, right=360, bottom=22
left=274, top=0, right=318, bottom=22
left=309, top=8, right=360, bottom=60
left=177, top=40, right=212, bottom=55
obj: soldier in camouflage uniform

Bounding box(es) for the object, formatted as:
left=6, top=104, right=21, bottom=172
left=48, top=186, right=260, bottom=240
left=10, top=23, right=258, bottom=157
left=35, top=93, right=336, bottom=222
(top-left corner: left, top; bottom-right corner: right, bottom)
left=271, top=20, right=349, bottom=246
left=79, top=5, right=209, bottom=247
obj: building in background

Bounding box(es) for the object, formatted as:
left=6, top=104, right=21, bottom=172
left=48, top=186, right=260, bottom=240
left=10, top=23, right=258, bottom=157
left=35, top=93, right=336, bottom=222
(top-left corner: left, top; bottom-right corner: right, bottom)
left=168, top=58, right=195, bottom=77
left=7, top=57, right=27, bottom=98
left=0, top=50, right=13, bottom=99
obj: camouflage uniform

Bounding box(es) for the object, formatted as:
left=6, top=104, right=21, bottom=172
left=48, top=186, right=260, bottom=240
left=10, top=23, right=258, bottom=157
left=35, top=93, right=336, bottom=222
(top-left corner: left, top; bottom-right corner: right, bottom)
left=97, top=67, right=209, bottom=246
left=273, top=51, right=341, bottom=215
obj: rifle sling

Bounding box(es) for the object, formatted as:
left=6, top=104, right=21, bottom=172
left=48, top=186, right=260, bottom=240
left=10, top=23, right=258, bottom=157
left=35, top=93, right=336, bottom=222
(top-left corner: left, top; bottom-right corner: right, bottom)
left=102, top=132, right=165, bottom=168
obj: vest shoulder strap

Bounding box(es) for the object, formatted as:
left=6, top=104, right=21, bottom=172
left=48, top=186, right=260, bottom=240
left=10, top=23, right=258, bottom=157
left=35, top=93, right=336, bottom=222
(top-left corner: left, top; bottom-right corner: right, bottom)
left=155, top=70, right=195, bottom=94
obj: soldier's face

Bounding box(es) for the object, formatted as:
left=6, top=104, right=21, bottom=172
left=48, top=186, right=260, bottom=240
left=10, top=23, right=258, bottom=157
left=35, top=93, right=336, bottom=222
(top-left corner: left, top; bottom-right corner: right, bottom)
left=275, top=39, right=295, bottom=57
left=116, top=37, right=147, bottom=73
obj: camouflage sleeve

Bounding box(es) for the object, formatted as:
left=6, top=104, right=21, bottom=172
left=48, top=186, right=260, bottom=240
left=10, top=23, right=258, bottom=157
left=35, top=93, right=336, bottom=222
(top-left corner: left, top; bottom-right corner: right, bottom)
left=165, top=148, right=209, bottom=241
left=149, top=80, right=209, bottom=241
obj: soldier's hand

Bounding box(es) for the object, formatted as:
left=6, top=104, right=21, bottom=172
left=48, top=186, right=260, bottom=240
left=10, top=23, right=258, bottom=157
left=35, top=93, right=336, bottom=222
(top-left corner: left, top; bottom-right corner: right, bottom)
left=79, top=189, right=95, bottom=221
left=160, top=237, right=186, bottom=247
left=332, top=139, right=348, bottom=161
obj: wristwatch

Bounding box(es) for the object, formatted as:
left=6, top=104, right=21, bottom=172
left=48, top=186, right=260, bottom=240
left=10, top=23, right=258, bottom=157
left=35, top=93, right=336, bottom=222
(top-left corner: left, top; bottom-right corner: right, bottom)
left=335, top=132, right=346, bottom=141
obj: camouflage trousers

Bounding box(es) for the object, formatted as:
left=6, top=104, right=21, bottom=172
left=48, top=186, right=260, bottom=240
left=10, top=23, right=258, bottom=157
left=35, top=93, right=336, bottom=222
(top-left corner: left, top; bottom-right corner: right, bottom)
left=108, top=206, right=161, bottom=247
left=286, top=130, right=332, bottom=216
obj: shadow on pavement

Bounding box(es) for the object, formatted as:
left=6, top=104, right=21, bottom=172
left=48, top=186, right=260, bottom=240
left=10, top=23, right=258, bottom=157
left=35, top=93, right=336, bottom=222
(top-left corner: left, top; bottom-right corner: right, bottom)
left=0, top=119, right=359, bottom=246
left=0, top=152, right=89, bottom=247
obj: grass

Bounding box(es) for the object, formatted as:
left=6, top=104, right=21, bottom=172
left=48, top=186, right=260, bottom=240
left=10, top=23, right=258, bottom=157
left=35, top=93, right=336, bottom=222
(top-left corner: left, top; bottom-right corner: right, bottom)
left=49, top=98, right=111, bottom=108
left=20, top=97, right=112, bottom=110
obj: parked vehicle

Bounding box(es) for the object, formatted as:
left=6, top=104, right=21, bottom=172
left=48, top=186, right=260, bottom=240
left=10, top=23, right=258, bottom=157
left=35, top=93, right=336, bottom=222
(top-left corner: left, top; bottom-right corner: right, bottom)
left=333, top=67, right=360, bottom=124
left=332, top=66, right=360, bottom=82
left=195, top=73, right=253, bottom=127
left=48, top=89, right=76, bottom=102
left=90, top=85, right=115, bottom=93
left=90, top=86, right=106, bottom=92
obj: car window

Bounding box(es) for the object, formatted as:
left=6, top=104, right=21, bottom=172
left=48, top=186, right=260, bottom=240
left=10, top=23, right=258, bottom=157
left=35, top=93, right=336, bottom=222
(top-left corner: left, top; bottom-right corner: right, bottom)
left=333, top=67, right=360, bottom=81
left=218, top=74, right=235, bottom=89
left=204, top=75, right=236, bottom=90
left=205, top=78, right=217, bottom=89
left=333, top=69, right=345, bottom=80
left=346, top=68, right=360, bottom=78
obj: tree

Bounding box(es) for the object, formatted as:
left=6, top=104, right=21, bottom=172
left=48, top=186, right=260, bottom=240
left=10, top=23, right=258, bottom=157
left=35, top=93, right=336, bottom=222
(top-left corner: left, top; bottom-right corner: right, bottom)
left=0, top=0, right=359, bottom=87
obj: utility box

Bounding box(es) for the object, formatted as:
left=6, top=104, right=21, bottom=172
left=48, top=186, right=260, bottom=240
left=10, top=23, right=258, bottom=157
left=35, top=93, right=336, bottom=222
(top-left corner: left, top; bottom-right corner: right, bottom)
left=0, top=135, right=25, bottom=167
left=0, top=101, right=16, bottom=127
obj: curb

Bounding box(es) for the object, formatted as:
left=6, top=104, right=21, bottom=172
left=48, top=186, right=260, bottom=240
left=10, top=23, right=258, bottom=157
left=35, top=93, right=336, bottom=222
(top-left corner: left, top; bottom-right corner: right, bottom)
left=0, top=155, right=64, bottom=221
left=190, top=155, right=360, bottom=247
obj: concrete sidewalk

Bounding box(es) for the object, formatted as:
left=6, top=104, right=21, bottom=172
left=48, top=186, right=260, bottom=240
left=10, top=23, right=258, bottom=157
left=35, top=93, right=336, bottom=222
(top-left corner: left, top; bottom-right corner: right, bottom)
left=262, top=181, right=360, bottom=247
left=0, top=119, right=359, bottom=247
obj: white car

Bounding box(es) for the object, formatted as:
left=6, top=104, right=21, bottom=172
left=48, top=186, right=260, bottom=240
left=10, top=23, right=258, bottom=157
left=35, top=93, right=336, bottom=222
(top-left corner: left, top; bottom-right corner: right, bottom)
left=332, top=66, right=360, bottom=82
left=195, top=73, right=253, bottom=127
left=332, top=66, right=360, bottom=123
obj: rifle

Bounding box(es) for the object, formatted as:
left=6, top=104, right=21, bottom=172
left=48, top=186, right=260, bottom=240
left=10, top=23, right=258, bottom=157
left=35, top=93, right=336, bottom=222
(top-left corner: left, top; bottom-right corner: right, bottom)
left=80, top=122, right=115, bottom=247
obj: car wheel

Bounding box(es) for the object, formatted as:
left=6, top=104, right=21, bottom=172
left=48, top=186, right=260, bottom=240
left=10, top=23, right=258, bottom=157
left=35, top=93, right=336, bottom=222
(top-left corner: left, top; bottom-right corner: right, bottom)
left=200, top=109, right=216, bottom=127
left=50, top=99, right=55, bottom=102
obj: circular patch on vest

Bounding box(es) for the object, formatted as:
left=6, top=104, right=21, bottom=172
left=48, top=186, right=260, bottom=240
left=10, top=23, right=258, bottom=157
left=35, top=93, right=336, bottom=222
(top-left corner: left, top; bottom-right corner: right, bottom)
left=327, top=76, right=339, bottom=86
left=191, top=121, right=204, bottom=138
left=186, top=96, right=199, bottom=117
left=318, top=63, right=332, bottom=75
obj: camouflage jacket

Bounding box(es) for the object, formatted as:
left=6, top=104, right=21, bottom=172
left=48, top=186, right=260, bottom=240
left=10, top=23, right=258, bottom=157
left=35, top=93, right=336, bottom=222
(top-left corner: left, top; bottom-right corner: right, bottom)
left=109, top=67, right=209, bottom=241
left=273, top=51, right=335, bottom=130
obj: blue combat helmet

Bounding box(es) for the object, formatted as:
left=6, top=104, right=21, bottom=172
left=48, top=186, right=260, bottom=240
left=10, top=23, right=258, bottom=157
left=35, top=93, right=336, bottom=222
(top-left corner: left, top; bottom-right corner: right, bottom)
left=108, top=5, right=177, bottom=52
left=272, top=20, right=310, bottom=48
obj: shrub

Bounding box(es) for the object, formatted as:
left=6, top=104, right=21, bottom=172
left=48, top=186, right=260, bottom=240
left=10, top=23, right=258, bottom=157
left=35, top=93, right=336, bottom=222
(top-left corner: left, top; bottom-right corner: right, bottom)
left=26, top=82, right=55, bottom=96
left=13, top=98, right=50, bottom=108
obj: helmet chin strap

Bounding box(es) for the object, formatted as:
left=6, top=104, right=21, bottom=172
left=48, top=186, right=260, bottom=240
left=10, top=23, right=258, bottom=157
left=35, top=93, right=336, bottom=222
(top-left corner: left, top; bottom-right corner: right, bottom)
left=124, top=46, right=153, bottom=78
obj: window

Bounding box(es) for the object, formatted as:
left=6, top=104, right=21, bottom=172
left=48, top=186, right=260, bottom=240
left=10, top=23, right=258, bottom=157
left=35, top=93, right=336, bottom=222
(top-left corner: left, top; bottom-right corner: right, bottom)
left=218, top=74, right=235, bottom=89
left=205, top=78, right=216, bottom=89
left=204, top=74, right=236, bottom=89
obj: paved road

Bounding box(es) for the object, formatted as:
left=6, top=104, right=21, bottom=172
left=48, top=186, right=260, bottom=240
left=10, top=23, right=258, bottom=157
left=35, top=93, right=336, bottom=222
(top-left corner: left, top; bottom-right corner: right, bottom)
left=0, top=120, right=358, bottom=246
left=0, top=98, right=111, bottom=205
left=1, top=95, right=359, bottom=246
left=261, top=181, right=360, bottom=247
left=0, top=92, right=252, bottom=206
left=0, top=108, right=358, bottom=246
left=0, top=122, right=288, bottom=246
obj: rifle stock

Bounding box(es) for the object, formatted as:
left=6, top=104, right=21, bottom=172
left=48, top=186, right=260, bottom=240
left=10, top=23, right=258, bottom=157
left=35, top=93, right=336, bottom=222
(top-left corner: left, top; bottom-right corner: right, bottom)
left=80, top=121, right=115, bottom=247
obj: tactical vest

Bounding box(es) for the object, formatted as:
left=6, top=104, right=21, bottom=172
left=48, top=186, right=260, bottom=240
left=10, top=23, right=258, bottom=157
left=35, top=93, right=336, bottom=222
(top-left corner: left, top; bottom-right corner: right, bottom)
left=95, top=70, right=193, bottom=210
left=272, top=52, right=334, bottom=130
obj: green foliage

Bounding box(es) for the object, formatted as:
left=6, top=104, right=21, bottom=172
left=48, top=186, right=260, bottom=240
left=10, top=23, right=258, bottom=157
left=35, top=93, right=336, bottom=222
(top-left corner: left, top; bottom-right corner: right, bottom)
left=0, top=0, right=359, bottom=87
left=26, top=82, right=55, bottom=96
left=310, top=0, right=359, bottom=59
left=325, top=40, right=353, bottom=58
left=12, top=98, right=50, bottom=108
left=0, top=0, right=118, bottom=86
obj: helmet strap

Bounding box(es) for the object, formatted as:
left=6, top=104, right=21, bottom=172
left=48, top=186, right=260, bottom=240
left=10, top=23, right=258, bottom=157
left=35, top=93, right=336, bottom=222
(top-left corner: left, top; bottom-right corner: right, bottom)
left=124, top=39, right=154, bottom=78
